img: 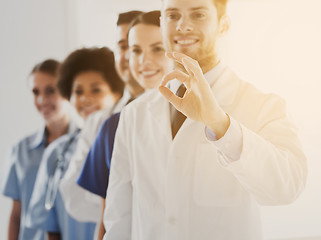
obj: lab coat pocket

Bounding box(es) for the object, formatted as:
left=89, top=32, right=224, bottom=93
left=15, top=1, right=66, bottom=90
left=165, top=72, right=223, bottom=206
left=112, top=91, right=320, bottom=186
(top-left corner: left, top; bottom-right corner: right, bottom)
left=193, top=144, right=244, bottom=207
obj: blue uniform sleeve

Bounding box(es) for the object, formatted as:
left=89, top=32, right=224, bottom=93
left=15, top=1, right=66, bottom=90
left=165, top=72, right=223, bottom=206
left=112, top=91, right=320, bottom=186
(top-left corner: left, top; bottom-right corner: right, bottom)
left=77, top=113, right=120, bottom=198
left=1, top=144, right=21, bottom=200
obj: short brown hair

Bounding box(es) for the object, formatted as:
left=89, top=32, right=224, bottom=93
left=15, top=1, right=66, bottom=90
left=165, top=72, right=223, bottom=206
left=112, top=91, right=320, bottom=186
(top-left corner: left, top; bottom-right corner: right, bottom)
left=117, top=11, right=144, bottom=26
left=31, top=59, right=60, bottom=77
left=161, top=0, right=228, bottom=19
left=128, top=11, right=161, bottom=37
left=213, top=0, right=228, bottom=19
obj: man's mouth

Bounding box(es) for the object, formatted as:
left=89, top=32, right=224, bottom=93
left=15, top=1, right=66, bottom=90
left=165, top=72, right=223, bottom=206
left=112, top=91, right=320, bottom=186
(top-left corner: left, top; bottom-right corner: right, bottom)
left=174, top=37, right=199, bottom=47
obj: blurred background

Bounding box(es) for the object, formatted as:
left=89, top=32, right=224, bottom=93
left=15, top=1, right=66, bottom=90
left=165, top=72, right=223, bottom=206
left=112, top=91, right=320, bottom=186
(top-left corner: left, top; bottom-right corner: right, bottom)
left=0, top=0, right=320, bottom=239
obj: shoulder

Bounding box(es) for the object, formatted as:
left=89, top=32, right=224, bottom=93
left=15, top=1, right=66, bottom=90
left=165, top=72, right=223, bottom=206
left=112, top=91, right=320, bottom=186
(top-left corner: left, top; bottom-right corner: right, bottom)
left=238, top=77, right=285, bottom=111
left=96, top=112, right=120, bottom=136
left=223, top=67, right=286, bottom=108
left=85, top=108, right=111, bottom=127
left=122, top=89, right=162, bottom=116
left=12, top=129, right=45, bottom=152
left=223, top=68, right=288, bottom=128
left=104, top=112, right=121, bottom=126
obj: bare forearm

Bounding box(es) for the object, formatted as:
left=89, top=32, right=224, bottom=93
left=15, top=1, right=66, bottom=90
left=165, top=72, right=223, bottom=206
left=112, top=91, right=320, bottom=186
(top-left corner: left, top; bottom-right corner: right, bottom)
left=48, top=232, right=61, bottom=240
left=8, top=200, right=21, bottom=240
left=97, top=198, right=106, bottom=240
left=8, top=213, right=20, bottom=240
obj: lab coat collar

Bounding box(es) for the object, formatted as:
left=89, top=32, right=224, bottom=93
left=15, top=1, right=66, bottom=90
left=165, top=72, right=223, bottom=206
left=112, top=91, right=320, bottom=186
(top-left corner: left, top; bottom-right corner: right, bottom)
left=67, top=112, right=83, bottom=134
left=114, top=89, right=131, bottom=113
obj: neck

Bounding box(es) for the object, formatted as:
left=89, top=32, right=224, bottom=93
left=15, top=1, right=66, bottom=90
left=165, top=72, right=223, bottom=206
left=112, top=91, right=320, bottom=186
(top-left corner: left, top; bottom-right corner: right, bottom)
left=45, top=114, right=70, bottom=145
left=113, top=93, right=122, bottom=103
left=199, top=55, right=220, bottom=74
left=127, top=84, right=144, bottom=99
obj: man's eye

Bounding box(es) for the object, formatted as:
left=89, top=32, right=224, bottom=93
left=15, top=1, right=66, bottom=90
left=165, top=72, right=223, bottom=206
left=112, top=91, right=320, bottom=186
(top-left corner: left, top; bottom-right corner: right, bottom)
left=131, top=48, right=142, bottom=54
left=191, top=12, right=206, bottom=20
left=120, top=45, right=128, bottom=51
left=166, top=13, right=180, bottom=21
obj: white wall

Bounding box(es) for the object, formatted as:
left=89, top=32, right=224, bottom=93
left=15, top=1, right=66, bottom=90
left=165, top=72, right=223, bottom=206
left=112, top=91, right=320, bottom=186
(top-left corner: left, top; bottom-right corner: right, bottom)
left=226, top=1, right=321, bottom=238
left=0, top=0, right=320, bottom=239
left=0, top=1, right=75, bottom=239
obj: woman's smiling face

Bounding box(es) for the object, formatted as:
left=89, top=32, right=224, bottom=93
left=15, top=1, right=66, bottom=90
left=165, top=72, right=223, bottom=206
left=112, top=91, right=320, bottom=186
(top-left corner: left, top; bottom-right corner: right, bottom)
left=128, top=23, right=173, bottom=90
left=70, top=71, right=116, bottom=119
left=31, top=71, right=68, bottom=123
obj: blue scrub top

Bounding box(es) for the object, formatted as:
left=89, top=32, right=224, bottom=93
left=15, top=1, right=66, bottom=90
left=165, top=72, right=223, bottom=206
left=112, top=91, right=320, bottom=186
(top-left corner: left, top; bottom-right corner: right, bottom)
left=46, top=191, right=96, bottom=239
left=1, top=129, right=47, bottom=240
left=77, top=112, right=120, bottom=198
left=26, top=128, right=96, bottom=240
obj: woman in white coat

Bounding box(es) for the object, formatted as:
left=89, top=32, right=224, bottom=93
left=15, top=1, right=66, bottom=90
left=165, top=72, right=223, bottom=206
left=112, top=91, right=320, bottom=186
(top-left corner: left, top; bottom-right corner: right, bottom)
left=76, top=11, right=174, bottom=239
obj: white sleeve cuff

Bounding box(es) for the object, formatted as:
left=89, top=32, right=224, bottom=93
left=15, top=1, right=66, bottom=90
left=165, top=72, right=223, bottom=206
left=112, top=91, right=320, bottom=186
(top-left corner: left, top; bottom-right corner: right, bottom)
left=205, top=116, right=243, bottom=166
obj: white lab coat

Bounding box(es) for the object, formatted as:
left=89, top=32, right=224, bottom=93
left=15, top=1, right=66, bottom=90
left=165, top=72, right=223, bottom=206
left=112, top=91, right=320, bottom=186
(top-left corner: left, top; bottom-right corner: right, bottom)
left=59, top=90, right=130, bottom=222
left=104, top=67, right=307, bottom=240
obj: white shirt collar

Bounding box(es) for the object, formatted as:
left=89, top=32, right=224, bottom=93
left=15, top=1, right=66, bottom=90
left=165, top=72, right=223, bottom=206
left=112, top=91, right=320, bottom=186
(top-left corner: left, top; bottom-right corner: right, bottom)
left=169, top=60, right=226, bottom=94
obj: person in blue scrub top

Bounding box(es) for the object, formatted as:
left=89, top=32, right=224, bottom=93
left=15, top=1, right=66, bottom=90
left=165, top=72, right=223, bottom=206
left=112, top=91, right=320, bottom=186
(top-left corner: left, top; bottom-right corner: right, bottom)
left=1, top=59, right=73, bottom=240
left=77, top=11, right=173, bottom=238
left=26, top=47, right=124, bottom=240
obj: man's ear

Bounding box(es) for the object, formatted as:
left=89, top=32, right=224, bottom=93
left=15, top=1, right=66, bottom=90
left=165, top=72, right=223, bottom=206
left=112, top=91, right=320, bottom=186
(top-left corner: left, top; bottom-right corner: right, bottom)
left=218, top=15, right=230, bottom=36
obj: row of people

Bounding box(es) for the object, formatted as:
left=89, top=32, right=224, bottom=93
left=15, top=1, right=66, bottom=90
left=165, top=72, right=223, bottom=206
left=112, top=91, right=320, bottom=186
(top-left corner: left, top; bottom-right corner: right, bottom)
left=86, top=0, right=307, bottom=239
left=2, top=10, right=168, bottom=240
left=2, top=0, right=307, bottom=239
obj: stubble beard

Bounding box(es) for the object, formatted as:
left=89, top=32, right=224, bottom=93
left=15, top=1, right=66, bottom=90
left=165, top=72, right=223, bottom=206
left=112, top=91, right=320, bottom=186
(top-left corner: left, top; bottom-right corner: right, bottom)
left=166, top=38, right=218, bottom=74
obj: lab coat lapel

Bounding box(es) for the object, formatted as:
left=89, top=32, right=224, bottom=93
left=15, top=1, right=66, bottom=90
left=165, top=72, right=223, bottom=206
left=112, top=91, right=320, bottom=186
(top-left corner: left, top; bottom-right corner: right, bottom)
left=147, top=67, right=240, bottom=140
left=212, top=67, right=240, bottom=109
left=148, top=92, right=172, bottom=141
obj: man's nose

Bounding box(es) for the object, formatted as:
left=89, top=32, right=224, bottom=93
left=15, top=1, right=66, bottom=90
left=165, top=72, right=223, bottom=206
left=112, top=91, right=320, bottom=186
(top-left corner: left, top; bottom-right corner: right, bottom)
left=124, top=48, right=130, bottom=61
left=176, top=16, right=193, bottom=33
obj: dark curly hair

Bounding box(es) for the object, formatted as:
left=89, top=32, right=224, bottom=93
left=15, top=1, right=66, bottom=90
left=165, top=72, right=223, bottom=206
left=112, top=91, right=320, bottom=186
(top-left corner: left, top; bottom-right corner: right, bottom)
left=57, top=47, right=124, bottom=100
left=31, top=59, right=60, bottom=77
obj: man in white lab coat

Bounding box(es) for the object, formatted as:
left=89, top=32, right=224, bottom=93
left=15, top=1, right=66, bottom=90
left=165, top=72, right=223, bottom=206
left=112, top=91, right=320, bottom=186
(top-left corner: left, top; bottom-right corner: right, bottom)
left=103, top=0, right=307, bottom=239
